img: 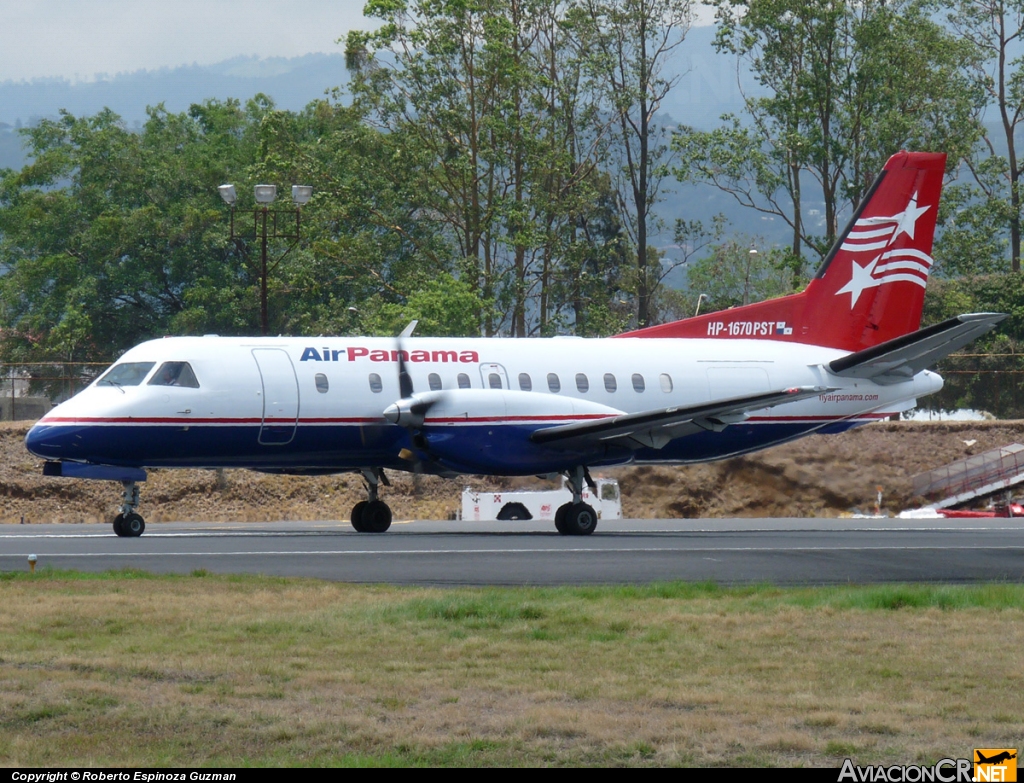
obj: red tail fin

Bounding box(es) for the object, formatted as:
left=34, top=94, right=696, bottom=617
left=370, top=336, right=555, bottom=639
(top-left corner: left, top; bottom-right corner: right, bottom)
left=617, top=151, right=946, bottom=351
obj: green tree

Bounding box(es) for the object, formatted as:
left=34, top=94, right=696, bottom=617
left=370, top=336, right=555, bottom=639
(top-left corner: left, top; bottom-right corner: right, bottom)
left=0, top=106, right=242, bottom=363
left=921, top=274, right=1024, bottom=416
left=932, top=157, right=1013, bottom=276
left=946, top=0, right=1024, bottom=271
left=571, top=0, right=694, bottom=328
left=674, top=0, right=982, bottom=261
left=346, top=0, right=628, bottom=336
left=682, top=237, right=805, bottom=313
left=0, top=97, right=445, bottom=364
left=246, top=99, right=455, bottom=337
left=359, top=273, right=490, bottom=337
left=346, top=0, right=523, bottom=335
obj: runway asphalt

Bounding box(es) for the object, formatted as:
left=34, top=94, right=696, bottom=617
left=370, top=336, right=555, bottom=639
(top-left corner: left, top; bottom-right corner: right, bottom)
left=2, top=517, right=1023, bottom=585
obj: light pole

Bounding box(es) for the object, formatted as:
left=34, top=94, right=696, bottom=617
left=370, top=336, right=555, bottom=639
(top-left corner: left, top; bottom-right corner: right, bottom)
left=219, top=183, right=312, bottom=335
left=694, top=293, right=709, bottom=317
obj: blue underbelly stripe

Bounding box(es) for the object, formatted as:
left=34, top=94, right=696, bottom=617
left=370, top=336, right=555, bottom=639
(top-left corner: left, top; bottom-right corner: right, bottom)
left=27, top=419, right=873, bottom=473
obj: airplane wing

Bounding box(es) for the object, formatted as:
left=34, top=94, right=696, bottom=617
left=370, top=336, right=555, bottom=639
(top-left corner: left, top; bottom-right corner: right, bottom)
left=828, top=313, right=1007, bottom=385
left=530, top=385, right=831, bottom=451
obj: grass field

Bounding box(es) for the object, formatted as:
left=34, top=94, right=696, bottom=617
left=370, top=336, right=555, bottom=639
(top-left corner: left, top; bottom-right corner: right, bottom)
left=1, top=570, right=1022, bottom=767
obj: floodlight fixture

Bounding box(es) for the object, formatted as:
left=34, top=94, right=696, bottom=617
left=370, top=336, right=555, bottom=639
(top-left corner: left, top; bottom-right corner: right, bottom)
left=221, top=182, right=307, bottom=336
left=254, top=184, right=278, bottom=204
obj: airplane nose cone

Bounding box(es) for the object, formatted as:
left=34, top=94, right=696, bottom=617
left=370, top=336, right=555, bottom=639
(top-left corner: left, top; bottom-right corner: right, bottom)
left=25, top=422, right=71, bottom=459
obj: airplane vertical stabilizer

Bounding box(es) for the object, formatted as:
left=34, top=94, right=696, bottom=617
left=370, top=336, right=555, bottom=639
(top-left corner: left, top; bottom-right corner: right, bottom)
left=617, top=151, right=946, bottom=352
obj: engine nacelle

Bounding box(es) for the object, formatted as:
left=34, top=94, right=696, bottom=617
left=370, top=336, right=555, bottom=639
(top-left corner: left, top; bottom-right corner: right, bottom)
left=399, top=389, right=630, bottom=474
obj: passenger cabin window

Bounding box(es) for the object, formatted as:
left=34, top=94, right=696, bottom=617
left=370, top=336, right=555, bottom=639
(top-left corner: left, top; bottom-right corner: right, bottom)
left=547, top=373, right=561, bottom=393
left=488, top=372, right=503, bottom=389
left=631, top=373, right=645, bottom=392
left=368, top=373, right=383, bottom=393
left=660, top=373, right=673, bottom=393
left=575, top=373, right=589, bottom=393
left=148, top=362, right=199, bottom=388
left=314, top=373, right=329, bottom=394
left=428, top=373, right=442, bottom=391
left=518, top=373, right=532, bottom=391
left=604, top=373, right=617, bottom=393
left=457, top=373, right=471, bottom=389
left=98, top=362, right=155, bottom=387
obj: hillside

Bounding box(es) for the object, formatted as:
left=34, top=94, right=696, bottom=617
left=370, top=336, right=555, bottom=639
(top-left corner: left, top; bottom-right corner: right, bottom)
left=3, top=419, right=1022, bottom=524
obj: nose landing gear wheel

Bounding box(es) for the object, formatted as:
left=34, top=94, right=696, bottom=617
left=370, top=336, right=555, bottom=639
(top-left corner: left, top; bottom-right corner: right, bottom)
left=113, top=512, right=145, bottom=537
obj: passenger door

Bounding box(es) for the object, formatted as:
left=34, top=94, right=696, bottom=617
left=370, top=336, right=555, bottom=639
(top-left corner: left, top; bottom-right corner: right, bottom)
left=251, top=349, right=299, bottom=445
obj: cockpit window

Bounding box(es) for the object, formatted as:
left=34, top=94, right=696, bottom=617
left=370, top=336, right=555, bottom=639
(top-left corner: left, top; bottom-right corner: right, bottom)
left=148, top=362, right=200, bottom=388
left=97, top=362, right=155, bottom=387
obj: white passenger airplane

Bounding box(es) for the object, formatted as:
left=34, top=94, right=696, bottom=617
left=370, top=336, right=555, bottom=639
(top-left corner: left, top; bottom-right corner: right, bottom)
left=25, top=151, right=1005, bottom=537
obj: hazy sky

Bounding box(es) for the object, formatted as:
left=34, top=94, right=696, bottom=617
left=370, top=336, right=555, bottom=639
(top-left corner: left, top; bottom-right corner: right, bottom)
left=0, top=1, right=371, bottom=82
left=1, top=1, right=714, bottom=83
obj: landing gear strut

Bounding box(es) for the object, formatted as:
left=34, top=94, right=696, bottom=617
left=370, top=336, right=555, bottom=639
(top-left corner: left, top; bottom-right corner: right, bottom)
left=350, top=469, right=393, bottom=533
left=113, top=480, right=145, bottom=537
left=555, top=466, right=598, bottom=536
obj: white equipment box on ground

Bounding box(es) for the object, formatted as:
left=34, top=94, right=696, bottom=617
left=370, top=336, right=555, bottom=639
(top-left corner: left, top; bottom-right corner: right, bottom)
left=460, top=478, right=622, bottom=521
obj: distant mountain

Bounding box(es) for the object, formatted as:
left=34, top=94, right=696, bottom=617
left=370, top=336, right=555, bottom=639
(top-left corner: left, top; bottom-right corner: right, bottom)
left=0, top=53, right=350, bottom=170
left=0, top=27, right=781, bottom=259
left=0, top=53, right=348, bottom=129
left=0, top=26, right=747, bottom=126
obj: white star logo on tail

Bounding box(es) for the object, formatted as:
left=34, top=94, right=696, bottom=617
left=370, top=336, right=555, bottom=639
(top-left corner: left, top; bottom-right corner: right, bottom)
left=891, top=192, right=930, bottom=240
left=835, top=257, right=882, bottom=308
left=835, top=192, right=936, bottom=308
left=840, top=191, right=932, bottom=252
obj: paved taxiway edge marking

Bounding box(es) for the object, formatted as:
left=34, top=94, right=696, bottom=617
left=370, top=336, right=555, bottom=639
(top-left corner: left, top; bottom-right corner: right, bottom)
left=2, top=546, right=1024, bottom=557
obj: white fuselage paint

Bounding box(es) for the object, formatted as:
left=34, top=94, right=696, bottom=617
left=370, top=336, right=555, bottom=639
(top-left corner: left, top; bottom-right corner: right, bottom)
left=28, top=334, right=941, bottom=475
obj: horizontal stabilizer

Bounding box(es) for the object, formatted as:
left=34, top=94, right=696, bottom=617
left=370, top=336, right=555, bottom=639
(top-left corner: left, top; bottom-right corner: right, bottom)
left=828, top=313, right=1007, bottom=384
left=530, top=385, right=831, bottom=451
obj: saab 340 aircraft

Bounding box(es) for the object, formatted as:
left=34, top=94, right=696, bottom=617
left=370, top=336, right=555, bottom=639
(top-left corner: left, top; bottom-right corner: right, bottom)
left=25, top=151, right=1005, bottom=537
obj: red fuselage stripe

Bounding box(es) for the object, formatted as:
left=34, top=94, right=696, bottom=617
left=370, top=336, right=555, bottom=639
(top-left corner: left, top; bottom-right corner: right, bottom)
left=39, top=413, right=888, bottom=426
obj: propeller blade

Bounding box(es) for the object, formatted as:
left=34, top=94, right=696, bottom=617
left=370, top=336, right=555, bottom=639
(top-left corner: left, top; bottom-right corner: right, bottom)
left=396, top=338, right=414, bottom=398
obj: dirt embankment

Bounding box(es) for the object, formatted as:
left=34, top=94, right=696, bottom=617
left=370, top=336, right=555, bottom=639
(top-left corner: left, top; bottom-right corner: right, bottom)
left=2, top=420, right=1022, bottom=524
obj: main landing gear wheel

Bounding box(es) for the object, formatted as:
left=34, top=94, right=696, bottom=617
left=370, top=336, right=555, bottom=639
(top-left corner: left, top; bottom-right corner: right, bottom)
left=362, top=500, right=393, bottom=533
left=350, top=501, right=369, bottom=532
left=554, top=503, right=569, bottom=535
left=554, top=466, right=599, bottom=535
left=113, top=512, right=145, bottom=538
left=350, top=468, right=393, bottom=533
left=557, top=502, right=597, bottom=536
left=349, top=499, right=392, bottom=533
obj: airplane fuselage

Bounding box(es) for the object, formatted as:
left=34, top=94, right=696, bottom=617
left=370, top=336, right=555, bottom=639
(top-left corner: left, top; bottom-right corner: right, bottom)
left=25, top=334, right=941, bottom=476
